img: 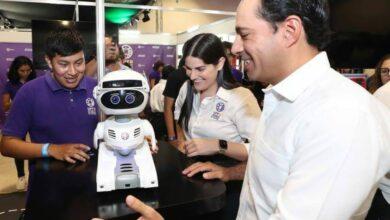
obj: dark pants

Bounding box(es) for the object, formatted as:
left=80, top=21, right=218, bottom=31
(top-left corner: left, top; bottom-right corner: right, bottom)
left=15, top=158, right=25, bottom=177
left=366, top=189, right=390, bottom=220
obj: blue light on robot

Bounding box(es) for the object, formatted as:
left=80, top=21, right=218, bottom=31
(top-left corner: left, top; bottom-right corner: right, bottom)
left=110, top=94, right=121, bottom=105
left=125, top=93, right=135, bottom=104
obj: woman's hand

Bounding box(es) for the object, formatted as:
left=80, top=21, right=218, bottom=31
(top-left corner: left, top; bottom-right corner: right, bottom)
left=184, top=139, right=218, bottom=157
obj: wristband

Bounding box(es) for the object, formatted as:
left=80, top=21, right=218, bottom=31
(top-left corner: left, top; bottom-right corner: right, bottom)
left=41, top=143, right=50, bottom=158
left=166, top=136, right=177, bottom=141
left=218, top=139, right=228, bottom=154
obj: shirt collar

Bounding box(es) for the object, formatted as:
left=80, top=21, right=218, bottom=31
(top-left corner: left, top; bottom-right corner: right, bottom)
left=45, top=73, right=87, bottom=92
left=269, top=52, right=330, bottom=102
left=216, top=86, right=230, bottom=102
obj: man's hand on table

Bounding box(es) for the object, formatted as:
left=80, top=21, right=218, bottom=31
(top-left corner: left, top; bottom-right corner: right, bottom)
left=92, top=195, right=163, bottom=220
left=182, top=161, right=231, bottom=182
left=48, top=143, right=90, bottom=163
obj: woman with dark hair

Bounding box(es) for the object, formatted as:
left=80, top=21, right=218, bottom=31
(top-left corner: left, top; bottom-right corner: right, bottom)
left=368, top=54, right=390, bottom=94
left=176, top=33, right=260, bottom=161
left=174, top=33, right=261, bottom=219
left=2, top=56, right=36, bottom=190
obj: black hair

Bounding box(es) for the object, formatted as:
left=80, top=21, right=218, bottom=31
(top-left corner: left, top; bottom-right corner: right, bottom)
left=153, top=60, right=165, bottom=71
left=7, top=56, right=36, bottom=84
left=368, top=54, right=390, bottom=94
left=222, top=41, right=232, bottom=50
left=45, top=27, right=85, bottom=59
left=258, top=0, right=331, bottom=50
left=162, top=65, right=175, bottom=80
left=105, top=33, right=119, bottom=45
left=178, top=57, right=185, bottom=68
left=178, top=33, right=238, bottom=132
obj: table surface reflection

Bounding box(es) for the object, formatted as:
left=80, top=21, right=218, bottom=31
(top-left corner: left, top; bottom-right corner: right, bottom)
left=24, top=142, right=226, bottom=220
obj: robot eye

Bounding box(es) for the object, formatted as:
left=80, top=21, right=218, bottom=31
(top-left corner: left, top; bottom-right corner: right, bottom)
left=125, top=93, right=135, bottom=104
left=110, top=94, right=121, bottom=105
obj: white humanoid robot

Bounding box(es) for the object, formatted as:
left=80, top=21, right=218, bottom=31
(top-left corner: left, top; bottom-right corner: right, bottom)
left=93, top=70, right=158, bottom=192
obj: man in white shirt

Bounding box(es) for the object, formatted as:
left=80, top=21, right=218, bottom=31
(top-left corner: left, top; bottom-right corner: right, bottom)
left=232, top=0, right=390, bottom=219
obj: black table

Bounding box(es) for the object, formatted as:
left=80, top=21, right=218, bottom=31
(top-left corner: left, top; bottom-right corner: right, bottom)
left=24, top=142, right=226, bottom=220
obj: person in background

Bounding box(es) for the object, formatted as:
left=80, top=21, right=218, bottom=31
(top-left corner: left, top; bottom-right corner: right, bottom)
left=366, top=53, right=390, bottom=220
left=368, top=54, right=390, bottom=94
left=163, top=57, right=188, bottom=145
left=85, top=34, right=130, bottom=77
left=223, top=41, right=243, bottom=83
left=2, top=56, right=36, bottom=190
left=176, top=33, right=261, bottom=219
left=149, top=65, right=176, bottom=140
left=0, top=27, right=98, bottom=191
left=149, top=60, right=164, bottom=89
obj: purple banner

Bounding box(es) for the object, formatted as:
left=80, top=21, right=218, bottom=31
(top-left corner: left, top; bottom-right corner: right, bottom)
left=120, top=44, right=176, bottom=77
left=0, top=43, right=33, bottom=128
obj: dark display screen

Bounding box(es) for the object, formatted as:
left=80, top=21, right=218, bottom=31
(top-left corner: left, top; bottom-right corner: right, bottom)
left=103, top=80, right=142, bottom=88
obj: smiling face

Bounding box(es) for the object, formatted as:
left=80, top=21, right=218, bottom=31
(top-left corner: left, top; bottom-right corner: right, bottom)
left=232, top=0, right=284, bottom=84
left=46, top=51, right=85, bottom=89
left=184, top=56, right=224, bottom=94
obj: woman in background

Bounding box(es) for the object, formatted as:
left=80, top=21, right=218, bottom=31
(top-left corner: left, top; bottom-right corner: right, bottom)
left=368, top=54, right=390, bottom=94
left=149, top=60, right=164, bottom=89
left=2, top=56, right=36, bottom=190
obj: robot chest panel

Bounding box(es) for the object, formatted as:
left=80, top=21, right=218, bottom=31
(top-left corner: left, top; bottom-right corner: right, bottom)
left=106, top=125, right=143, bottom=143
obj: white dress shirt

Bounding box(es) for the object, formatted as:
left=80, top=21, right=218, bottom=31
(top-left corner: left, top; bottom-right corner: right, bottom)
left=149, top=79, right=167, bottom=113
left=374, top=82, right=390, bottom=204
left=237, top=52, right=390, bottom=220
left=374, top=82, right=390, bottom=108
left=175, top=82, right=261, bottom=152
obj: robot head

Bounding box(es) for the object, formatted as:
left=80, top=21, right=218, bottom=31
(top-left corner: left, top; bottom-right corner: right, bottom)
left=94, top=70, right=149, bottom=115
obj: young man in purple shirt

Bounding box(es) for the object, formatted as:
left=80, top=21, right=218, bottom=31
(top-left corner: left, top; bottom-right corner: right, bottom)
left=0, top=27, right=98, bottom=166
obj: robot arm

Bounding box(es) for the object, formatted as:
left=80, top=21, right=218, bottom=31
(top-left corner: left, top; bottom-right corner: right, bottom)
left=141, top=120, right=158, bottom=152
left=94, top=122, right=105, bottom=149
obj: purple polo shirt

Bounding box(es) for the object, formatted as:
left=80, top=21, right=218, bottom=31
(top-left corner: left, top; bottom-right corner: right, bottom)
left=149, top=70, right=161, bottom=81
left=2, top=74, right=98, bottom=148
left=3, top=81, right=24, bottom=100
left=231, top=68, right=243, bottom=83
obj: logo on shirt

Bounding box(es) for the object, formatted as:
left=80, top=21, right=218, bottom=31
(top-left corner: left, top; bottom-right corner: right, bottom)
left=211, top=112, right=221, bottom=120
left=86, top=98, right=95, bottom=107
left=86, top=98, right=96, bottom=115
left=121, top=45, right=133, bottom=59
left=216, top=102, right=225, bottom=112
